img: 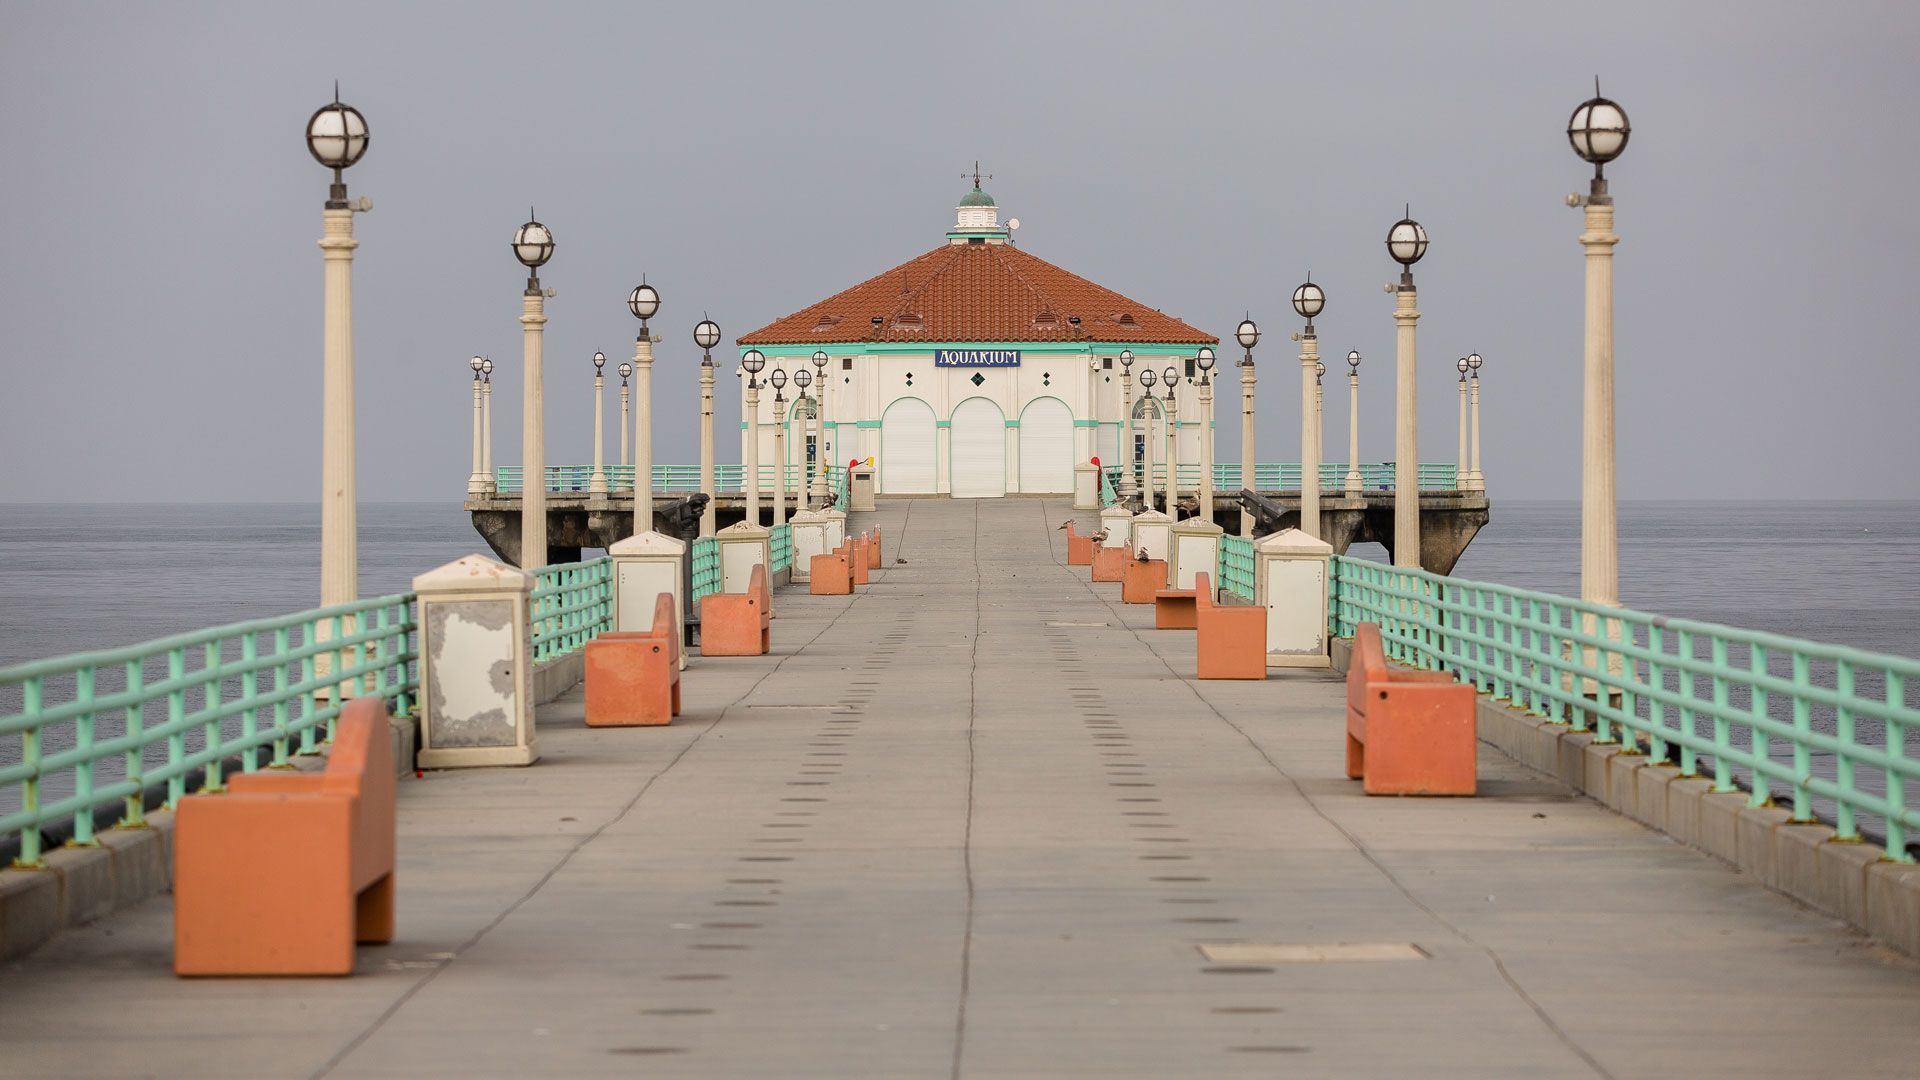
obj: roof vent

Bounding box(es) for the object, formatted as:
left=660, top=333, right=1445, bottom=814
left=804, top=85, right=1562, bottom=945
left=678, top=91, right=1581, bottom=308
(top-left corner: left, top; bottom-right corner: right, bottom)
left=895, top=313, right=923, bottom=329
left=1112, top=312, right=1138, bottom=327
left=812, top=314, right=842, bottom=331
left=1033, top=311, right=1059, bottom=328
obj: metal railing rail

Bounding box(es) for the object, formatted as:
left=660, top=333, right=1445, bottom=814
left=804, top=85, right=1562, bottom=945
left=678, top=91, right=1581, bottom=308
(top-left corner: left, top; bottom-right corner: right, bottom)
left=771, top=525, right=793, bottom=574
left=0, top=593, right=418, bottom=867
left=1328, top=556, right=1920, bottom=857
left=691, top=537, right=721, bottom=602
left=1100, top=463, right=1459, bottom=495
left=530, top=558, right=613, bottom=662
left=1217, top=536, right=1257, bottom=602
left=494, top=464, right=847, bottom=495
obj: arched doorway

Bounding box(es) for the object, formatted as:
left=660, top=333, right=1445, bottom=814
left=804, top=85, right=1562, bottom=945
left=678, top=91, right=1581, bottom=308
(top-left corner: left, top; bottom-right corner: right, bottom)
left=950, top=397, right=1007, bottom=499
left=880, top=397, right=936, bottom=493
left=1018, top=397, right=1074, bottom=493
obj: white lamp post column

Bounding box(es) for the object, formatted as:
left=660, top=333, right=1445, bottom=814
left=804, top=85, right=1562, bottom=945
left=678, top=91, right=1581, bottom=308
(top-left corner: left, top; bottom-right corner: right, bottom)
left=307, top=94, right=369, bottom=609
left=627, top=284, right=660, bottom=532
left=1162, top=365, right=1179, bottom=508
left=1467, top=353, right=1484, bottom=491
left=468, top=358, right=486, bottom=494
left=1315, top=362, right=1325, bottom=495
left=695, top=318, right=722, bottom=537
left=1344, top=351, right=1362, bottom=495
left=590, top=351, right=608, bottom=498
left=741, top=349, right=766, bottom=527
left=811, top=351, right=830, bottom=506
left=1139, top=368, right=1159, bottom=513
left=618, top=363, right=631, bottom=472
left=1568, top=84, right=1628, bottom=611
left=769, top=365, right=789, bottom=526
left=1118, top=351, right=1137, bottom=505
left=1386, top=212, right=1428, bottom=569
left=482, top=359, right=494, bottom=491
left=510, top=212, right=556, bottom=570
left=1233, top=319, right=1260, bottom=535
left=1291, top=280, right=1325, bottom=539
left=1456, top=358, right=1470, bottom=490
left=1196, top=347, right=1217, bottom=522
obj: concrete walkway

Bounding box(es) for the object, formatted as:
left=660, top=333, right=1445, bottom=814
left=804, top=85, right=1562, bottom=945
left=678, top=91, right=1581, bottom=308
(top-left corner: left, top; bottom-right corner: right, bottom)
left=4, top=498, right=1918, bottom=1079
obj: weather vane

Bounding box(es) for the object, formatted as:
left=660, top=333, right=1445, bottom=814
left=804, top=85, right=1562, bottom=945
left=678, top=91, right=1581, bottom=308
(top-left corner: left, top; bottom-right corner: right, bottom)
left=963, top=161, right=992, bottom=189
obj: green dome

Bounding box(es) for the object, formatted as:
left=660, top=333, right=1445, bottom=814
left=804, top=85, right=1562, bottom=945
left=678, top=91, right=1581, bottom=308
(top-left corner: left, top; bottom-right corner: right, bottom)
left=960, top=187, right=996, bottom=208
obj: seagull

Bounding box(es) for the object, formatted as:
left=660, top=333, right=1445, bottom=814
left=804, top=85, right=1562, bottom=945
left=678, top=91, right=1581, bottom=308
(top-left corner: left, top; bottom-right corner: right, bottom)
left=1136, top=547, right=1150, bottom=562
left=1056, top=521, right=1071, bottom=530
left=1089, top=528, right=1109, bottom=543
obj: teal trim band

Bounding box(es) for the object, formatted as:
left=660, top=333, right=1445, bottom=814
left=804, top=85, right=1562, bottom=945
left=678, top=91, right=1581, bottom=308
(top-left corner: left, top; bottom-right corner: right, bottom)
left=855, top=420, right=882, bottom=428
left=1073, top=420, right=1099, bottom=427
left=935, top=420, right=951, bottom=428
left=1005, top=420, right=1020, bottom=428
left=737, top=341, right=1215, bottom=360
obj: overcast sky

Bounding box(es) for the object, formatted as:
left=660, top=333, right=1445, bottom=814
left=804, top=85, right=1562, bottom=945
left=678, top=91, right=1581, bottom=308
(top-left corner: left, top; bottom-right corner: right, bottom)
left=3, top=0, right=1916, bottom=503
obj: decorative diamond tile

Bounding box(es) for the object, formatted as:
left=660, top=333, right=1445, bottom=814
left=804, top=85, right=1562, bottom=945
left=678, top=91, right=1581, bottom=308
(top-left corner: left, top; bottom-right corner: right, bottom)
left=970, top=372, right=985, bottom=387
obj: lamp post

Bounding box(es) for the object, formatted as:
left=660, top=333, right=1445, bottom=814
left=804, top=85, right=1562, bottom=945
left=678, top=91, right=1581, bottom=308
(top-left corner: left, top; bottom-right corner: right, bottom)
left=1315, top=360, right=1326, bottom=495
left=1196, top=347, right=1216, bottom=523
left=1344, top=351, right=1362, bottom=495
left=794, top=366, right=815, bottom=505
left=1567, top=82, right=1629, bottom=611
left=590, top=351, right=608, bottom=498
left=1455, top=357, right=1470, bottom=490
left=695, top=318, right=722, bottom=536
left=1235, top=317, right=1259, bottom=536
left=628, top=282, right=660, bottom=531
left=1118, top=350, right=1137, bottom=505
left=468, top=356, right=487, bottom=494
left=481, top=358, right=494, bottom=491
left=741, top=348, right=765, bottom=527
left=1138, top=366, right=1158, bottom=512
left=811, top=350, right=830, bottom=505
left=769, top=364, right=789, bottom=526
left=1162, top=364, right=1180, bottom=508
left=307, top=90, right=369, bottom=609
left=1291, top=278, right=1326, bottom=538
left=618, top=362, right=632, bottom=473
left=1467, top=353, right=1485, bottom=491
left=512, top=211, right=555, bottom=569
left=1387, top=210, right=1428, bottom=568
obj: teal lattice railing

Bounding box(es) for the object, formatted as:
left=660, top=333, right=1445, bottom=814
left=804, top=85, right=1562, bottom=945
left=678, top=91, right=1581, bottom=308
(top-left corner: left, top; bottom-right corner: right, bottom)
left=530, top=558, right=613, bottom=662
left=771, top=525, right=793, bottom=574
left=0, top=594, right=418, bottom=867
left=1328, top=556, right=1920, bottom=857
left=494, top=464, right=839, bottom=494
left=1100, top=463, right=1459, bottom=496
left=1217, top=536, right=1256, bottom=602
left=691, top=538, right=721, bottom=602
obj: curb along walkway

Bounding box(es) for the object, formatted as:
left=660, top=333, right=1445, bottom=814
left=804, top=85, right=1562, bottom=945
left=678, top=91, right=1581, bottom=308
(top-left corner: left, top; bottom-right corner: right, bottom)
left=2, top=498, right=1916, bottom=1079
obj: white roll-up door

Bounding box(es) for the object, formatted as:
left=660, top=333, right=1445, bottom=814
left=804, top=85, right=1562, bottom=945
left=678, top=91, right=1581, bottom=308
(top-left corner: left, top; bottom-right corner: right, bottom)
left=1018, top=397, right=1074, bottom=493
left=950, top=397, right=1007, bottom=499
left=880, top=398, right=936, bottom=493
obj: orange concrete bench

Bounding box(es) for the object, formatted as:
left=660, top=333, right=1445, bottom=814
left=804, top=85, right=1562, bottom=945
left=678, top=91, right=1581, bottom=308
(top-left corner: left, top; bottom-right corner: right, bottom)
left=1154, top=585, right=1197, bottom=628
left=1121, top=557, right=1167, bottom=604
left=810, top=552, right=852, bottom=594
left=173, top=697, right=395, bottom=975
left=700, top=562, right=770, bottom=656
left=1065, top=523, right=1093, bottom=566
left=584, top=592, right=681, bottom=726
left=1346, top=622, right=1477, bottom=795
left=1194, top=572, right=1265, bottom=679
left=844, top=539, right=871, bottom=585
left=867, top=527, right=883, bottom=569
left=1090, top=544, right=1127, bottom=582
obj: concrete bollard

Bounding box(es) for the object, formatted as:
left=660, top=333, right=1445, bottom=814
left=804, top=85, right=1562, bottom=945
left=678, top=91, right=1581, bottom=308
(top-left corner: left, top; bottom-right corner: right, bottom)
left=848, top=540, right=871, bottom=585
left=715, top=520, right=773, bottom=617
left=412, top=554, right=538, bottom=769
left=1098, top=504, right=1133, bottom=548
left=788, top=509, right=830, bottom=582
left=1168, top=518, right=1223, bottom=592
left=1090, top=544, right=1128, bottom=582
left=1073, top=462, right=1099, bottom=509
left=1129, top=509, right=1173, bottom=562
left=1065, top=523, right=1093, bottom=566
left=1254, top=528, right=1334, bottom=668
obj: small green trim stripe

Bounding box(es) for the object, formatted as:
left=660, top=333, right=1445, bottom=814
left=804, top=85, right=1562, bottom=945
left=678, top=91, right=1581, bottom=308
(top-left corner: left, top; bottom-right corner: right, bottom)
left=1005, top=420, right=1020, bottom=428
left=855, top=420, right=882, bottom=428
left=1073, top=420, right=1099, bottom=427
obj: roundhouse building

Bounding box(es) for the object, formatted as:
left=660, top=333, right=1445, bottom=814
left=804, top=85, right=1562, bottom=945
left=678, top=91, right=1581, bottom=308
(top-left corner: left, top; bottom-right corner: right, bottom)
left=737, top=183, right=1218, bottom=498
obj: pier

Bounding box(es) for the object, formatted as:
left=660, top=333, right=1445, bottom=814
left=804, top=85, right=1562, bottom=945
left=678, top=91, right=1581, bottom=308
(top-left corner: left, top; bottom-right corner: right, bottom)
left=3, top=498, right=1917, bottom=1078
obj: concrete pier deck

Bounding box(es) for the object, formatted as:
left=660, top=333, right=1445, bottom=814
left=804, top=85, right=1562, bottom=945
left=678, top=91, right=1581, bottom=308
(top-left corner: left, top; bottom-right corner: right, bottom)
left=3, top=498, right=1916, bottom=1078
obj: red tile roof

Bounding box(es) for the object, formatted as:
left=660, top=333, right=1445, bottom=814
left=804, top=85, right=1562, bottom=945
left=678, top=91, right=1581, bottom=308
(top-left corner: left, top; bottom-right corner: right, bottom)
left=737, top=242, right=1217, bottom=347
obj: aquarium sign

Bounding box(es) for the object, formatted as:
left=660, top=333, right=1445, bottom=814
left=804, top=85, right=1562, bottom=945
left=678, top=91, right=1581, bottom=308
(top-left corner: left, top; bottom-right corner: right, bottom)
left=934, top=349, right=1021, bottom=368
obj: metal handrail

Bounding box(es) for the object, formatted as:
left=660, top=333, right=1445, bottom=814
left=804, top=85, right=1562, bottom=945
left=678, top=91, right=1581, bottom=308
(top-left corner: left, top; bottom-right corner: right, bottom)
left=690, top=537, right=721, bottom=602
left=530, top=558, right=613, bottom=662
left=1217, top=536, right=1256, bottom=602
left=1328, top=556, right=1920, bottom=857
left=0, top=593, right=418, bottom=867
